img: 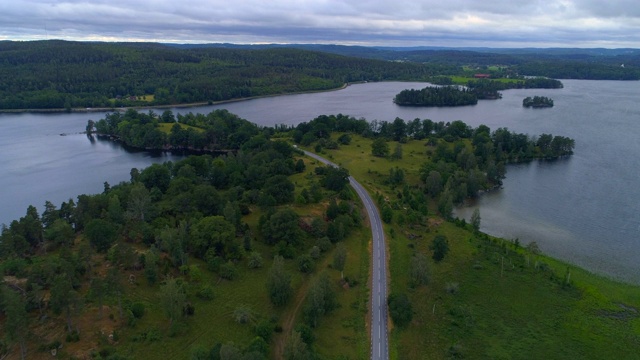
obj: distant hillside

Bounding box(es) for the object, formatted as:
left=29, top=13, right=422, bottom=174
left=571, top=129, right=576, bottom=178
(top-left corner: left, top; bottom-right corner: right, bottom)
left=0, top=41, right=451, bottom=110
left=172, top=43, right=640, bottom=80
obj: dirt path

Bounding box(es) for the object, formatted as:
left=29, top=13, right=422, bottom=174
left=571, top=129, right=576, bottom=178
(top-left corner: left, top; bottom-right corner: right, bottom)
left=273, top=275, right=314, bottom=359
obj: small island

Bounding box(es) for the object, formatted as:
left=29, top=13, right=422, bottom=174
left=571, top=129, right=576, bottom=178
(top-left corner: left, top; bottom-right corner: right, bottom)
left=523, top=96, right=554, bottom=108
left=394, top=86, right=478, bottom=107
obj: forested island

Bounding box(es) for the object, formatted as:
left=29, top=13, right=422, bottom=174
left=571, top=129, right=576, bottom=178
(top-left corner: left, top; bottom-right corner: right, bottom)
left=393, top=86, right=478, bottom=106
left=394, top=77, right=564, bottom=106
left=523, top=96, right=554, bottom=108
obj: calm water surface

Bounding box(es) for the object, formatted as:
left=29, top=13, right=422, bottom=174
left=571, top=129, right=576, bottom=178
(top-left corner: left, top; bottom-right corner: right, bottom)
left=1, top=80, right=638, bottom=282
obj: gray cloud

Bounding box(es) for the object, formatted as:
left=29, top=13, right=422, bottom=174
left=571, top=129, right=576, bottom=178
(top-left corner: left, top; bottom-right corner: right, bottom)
left=0, top=0, right=638, bottom=47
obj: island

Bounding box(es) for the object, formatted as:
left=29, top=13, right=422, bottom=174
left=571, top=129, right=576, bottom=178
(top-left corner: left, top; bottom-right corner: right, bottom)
left=393, top=86, right=478, bottom=106
left=523, top=95, right=554, bottom=108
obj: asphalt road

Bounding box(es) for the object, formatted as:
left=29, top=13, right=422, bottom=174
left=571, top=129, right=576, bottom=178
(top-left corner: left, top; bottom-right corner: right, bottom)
left=302, top=150, right=389, bottom=360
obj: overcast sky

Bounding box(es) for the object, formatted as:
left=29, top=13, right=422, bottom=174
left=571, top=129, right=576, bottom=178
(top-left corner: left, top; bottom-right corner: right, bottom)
left=1, top=0, right=639, bottom=48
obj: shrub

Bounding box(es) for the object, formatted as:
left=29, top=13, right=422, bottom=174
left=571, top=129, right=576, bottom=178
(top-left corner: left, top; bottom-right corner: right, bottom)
left=196, top=285, right=215, bottom=301
left=388, top=293, right=413, bottom=328
left=131, top=302, right=145, bottom=319
left=219, top=262, right=238, bottom=280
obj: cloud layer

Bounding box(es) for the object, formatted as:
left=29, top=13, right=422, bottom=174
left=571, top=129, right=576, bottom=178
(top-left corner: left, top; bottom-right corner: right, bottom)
left=1, top=0, right=639, bottom=47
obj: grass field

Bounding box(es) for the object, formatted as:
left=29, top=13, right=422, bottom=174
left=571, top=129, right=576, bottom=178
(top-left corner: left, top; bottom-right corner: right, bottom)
left=157, top=122, right=205, bottom=134
left=304, top=134, right=640, bottom=359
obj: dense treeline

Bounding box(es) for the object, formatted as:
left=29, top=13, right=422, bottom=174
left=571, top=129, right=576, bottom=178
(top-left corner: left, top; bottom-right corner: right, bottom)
left=0, top=110, right=361, bottom=359
left=0, top=41, right=442, bottom=110
left=394, top=86, right=478, bottom=106
left=516, top=61, right=638, bottom=80
left=280, top=44, right=640, bottom=80
left=523, top=96, right=554, bottom=108
left=465, top=78, right=563, bottom=99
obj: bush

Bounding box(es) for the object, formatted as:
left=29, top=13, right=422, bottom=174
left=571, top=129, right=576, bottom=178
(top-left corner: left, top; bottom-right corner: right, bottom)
left=430, top=235, right=450, bottom=262
left=219, top=262, right=238, bottom=280
left=196, top=285, right=215, bottom=301
left=297, top=254, right=315, bottom=273
left=388, top=293, right=413, bottom=328
left=65, top=330, right=80, bottom=342
left=254, top=320, right=275, bottom=341
left=190, top=344, right=209, bottom=360
left=446, top=282, right=460, bottom=294
left=247, top=251, right=264, bottom=269
left=131, top=302, right=145, bottom=319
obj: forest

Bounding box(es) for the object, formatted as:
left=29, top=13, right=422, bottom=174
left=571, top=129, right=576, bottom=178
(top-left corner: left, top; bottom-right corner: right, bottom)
left=273, top=44, right=640, bottom=80
left=0, top=41, right=448, bottom=110
left=1, top=111, right=363, bottom=359
left=1, top=40, right=632, bottom=111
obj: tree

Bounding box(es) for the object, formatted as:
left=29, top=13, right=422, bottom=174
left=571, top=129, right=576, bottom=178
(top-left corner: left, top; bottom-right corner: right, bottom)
left=387, top=292, right=412, bottom=328
left=42, top=200, right=60, bottom=229
left=321, top=166, right=350, bottom=192
left=409, top=253, right=429, bottom=287
left=260, top=209, right=303, bottom=246
left=84, top=218, right=118, bottom=253
left=284, top=330, right=311, bottom=360
left=126, top=183, right=151, bottom=222
left=2, top=286, right=28, bottom=359
left=303, top=272, right=336, bottom=328
left=90, top=276, right=108, bottom=319
left=139, top=163, right=171, bottom=192
left=105, top=267, right=124, bottom=318
left=437, top=191, right=453, bottom=219
left=44, top=218, right=75, bottom=249
left=470, top=208, right=481, bottom=232
left=191, top=216, right=236, bottom=258
left=297, top=254, right=315, bottom=274
left=381, top=205, right=393, bottom=224
left=50, top=274, right=82, bottom=332
left=295, top=159, right=306, bottom=173
left=425, top=171, right=443, bottom=197
left=430, top=235, right=449, bottom=262
left=263, top=175, right=295, bottom=205
left=371, top=138, right=389, bottom=157
left=247, top=251, right=264, bottom=269
left=333, top=243, right=347, bottom=279
left=267, top=256, right=292, bottom=306
left=160, top=277, right=186, bottom=328
left=391, top=143, right=403, bottom=160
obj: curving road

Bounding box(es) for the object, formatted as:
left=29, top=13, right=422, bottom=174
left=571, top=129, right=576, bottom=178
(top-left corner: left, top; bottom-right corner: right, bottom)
left=303, top=150, right=389, bottom=360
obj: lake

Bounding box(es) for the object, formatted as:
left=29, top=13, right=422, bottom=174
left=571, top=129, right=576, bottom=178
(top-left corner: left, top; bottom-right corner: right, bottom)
left=1, top=80, right=638, bottom=283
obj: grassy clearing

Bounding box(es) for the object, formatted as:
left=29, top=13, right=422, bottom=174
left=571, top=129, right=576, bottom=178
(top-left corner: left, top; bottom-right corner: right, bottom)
left=156, top=122, right=205, bottom=134
left=307, top=134, right=640, bottom=359
left=448, top=76, right=522, bottom=85
left=311, top=225, right=370, bottom=360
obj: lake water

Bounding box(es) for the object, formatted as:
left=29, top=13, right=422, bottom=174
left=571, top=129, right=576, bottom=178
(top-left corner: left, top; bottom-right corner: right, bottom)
left=1, top=80, right=638, bottom=283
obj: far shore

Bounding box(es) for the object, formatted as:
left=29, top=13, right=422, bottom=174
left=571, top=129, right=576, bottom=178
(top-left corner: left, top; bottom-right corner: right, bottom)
left=0, top=82, right=354, bottom=114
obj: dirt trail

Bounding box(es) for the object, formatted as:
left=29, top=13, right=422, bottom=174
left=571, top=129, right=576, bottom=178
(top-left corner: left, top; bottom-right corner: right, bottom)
left=273, top=275, right=313, bottom=358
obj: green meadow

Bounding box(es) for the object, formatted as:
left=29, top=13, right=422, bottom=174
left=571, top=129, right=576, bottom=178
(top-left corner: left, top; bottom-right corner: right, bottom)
left=307, top=133, right=640, bottom=360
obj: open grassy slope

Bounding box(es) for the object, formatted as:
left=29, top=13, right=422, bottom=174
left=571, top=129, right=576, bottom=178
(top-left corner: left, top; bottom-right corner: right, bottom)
left=306, top=133, right=640, bottom=360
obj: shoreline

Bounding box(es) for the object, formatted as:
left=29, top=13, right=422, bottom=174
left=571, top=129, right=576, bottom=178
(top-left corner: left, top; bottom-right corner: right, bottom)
left=0, top=82, right=353, bottom=114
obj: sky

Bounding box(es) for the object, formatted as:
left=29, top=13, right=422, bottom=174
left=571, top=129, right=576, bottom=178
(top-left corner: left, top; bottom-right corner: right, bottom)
left=1, top=0, right=639, bottom=48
